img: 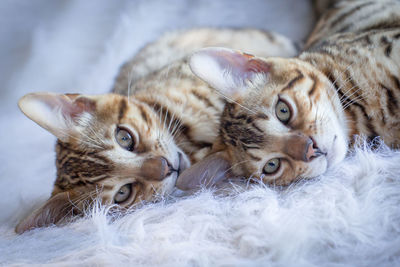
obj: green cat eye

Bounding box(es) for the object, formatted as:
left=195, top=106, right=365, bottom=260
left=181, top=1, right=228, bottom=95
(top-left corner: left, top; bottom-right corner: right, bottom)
left=114, top=183, right=132, bottom=204
left=263, top=158, right=280, bottom=174
left=275, top=100, right=291, bottom=123
left=116, top=127, right=135, bottom=151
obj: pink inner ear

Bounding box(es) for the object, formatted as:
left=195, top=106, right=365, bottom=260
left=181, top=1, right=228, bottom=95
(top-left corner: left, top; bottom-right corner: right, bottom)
left=211, top=49, right=270, bottom=81
left=49, top=94, right=95, bottom=120
left=214, top=49, right=269, bottom=71
left=246, top=58, right=271, bottom=73
left=66, top=97, right=96, bottom=119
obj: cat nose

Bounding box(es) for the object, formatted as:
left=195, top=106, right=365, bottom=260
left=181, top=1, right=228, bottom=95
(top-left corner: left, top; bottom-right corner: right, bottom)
left=284, top=134, right=325, bottom=162
left=140, top=156, right=173, bottom=181
left=305, top=137, right=325, bottom=162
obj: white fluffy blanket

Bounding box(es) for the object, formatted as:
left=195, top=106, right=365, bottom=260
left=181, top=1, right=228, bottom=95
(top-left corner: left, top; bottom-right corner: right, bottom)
left=1, top=0, right=400, bottom=266
left=2, top=144, right=400, bottom=266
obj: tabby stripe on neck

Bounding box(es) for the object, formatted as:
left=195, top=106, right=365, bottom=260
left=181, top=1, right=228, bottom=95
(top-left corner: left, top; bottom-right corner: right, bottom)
left=391, top=75, right=400, bottom=92
left=329, top=2, right=374, bottom=29
left=345, top=107, right=358, bottom=137
left=325, top=71, right=340, bottom=92
left=342, top=34, right=373, bottom=46
left=381, top=83, right=398, bottom=117
left=345, top=70, right=365, bottom=105
left=337, top=6, right=387, bottom=33
left=325, top=70, right=346, bottom=104
left=380, top=108, right=387, bottom=125
left=316, top=48, right=336, bottom=58
left=332, top=79, right=378, bottom=139
left=352, top=102, right=378, bottom=139
left=380, top=36, right=393, bottom=57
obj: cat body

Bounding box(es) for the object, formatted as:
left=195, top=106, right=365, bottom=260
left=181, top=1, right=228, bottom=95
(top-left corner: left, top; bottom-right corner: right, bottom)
left=303, top=0, right=400, bottom=145
left=17, top=28, right=297, bottom=232
left=181, top=0, right=400, bottom=187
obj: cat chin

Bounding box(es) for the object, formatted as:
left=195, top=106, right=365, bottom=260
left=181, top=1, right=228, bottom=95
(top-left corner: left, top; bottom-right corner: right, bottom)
left=176, top=150, right=191, bottom=174
left=164, top=148, right=191, bottom=190
left=325, top=132, right=348, bottom=170
left=304, top=156, right=328, bottom=179
left=299, top=135, right=346, bottom=180
left=160, top=172, right=180, bottom=195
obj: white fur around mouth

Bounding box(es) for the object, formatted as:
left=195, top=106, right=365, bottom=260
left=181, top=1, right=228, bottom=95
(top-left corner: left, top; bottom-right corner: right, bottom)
left=326, top=133, right=347, bottom=170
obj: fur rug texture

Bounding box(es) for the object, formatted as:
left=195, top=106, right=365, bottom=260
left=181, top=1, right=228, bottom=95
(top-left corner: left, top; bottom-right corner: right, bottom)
left=1, top=0, right=400, bottom=266
left=2, top=143, right=400, bottom=266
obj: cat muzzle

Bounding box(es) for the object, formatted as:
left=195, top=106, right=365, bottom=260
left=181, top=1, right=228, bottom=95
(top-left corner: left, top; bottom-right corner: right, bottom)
left=176, top=152, right=189, bottom=176
left=139, top=156, right=174, bottom=181
left=284, top=134, right=326, bottom=162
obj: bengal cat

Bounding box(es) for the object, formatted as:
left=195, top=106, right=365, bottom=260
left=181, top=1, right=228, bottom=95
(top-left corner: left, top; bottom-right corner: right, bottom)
left=177, top=0, right=400, bottom=189
left=16, top=28, right=297, bottom=233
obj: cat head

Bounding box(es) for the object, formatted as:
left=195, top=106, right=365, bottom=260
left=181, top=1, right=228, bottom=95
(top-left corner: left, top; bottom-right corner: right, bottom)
left=179, top=47, right=348, bottom=189
left=16, top=92, right=189, bottom=233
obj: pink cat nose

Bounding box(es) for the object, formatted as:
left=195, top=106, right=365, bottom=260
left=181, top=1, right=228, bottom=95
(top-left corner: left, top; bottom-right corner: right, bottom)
left=140, top=156, right=173, bottom=181
left=284, top=133, right=326, bottom=162
left=305, top=137, right=326, bottom=162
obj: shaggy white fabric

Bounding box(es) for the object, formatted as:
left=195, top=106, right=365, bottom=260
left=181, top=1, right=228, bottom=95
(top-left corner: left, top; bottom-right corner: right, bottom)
left=1, top=0, right=400, bottom=266
left=1, top=144, right=400, bottom=266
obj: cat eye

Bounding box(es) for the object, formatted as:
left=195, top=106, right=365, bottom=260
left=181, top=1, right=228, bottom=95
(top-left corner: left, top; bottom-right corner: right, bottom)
left=275, top=99, right=291, bottom=124
left=263, top=158, right=280, bottom=174
left=115, top=127, right=136, bottom=151
left=114, top=183, right=133, bottom=204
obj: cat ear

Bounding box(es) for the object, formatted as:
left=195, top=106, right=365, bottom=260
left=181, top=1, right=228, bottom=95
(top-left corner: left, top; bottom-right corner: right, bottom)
left=176, top=151, right=233, bottom=191
left=189, top=47, right=270, bottom=98
left=18, top=92, right=95, bottom=142
left=15, top=191, right=81, bottom=234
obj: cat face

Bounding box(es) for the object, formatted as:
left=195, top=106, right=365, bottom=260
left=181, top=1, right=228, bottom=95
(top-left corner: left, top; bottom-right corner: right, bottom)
left=185, top=47, right=348, bottom=186
left=17, top=92, right=189, bottom=233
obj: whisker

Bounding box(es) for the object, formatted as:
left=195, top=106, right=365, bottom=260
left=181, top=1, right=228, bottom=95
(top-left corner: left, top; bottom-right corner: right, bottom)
left=167, top=111, right=176, bottom=134
left=85, top=126, right=108, bottom=148
left=170, top=118, right=182, bottom=137
left=215, top=90, right=256, bottom=115
left=342, top=94, right=368, bottom=110
left=339, top=79, right=369, bottom=104
left=327, top=62, right=356, bottom=102
left=332, top=61, right=355, bottom=89
left=340, top=84, right=365, bottom=105
left=56, top=130, right=104, bottom=149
